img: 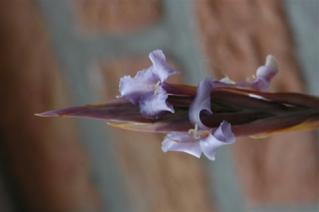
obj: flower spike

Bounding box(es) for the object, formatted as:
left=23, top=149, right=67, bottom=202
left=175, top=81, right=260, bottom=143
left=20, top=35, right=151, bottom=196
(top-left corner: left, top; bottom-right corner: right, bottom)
left=36, top=50, right=319, bottom=161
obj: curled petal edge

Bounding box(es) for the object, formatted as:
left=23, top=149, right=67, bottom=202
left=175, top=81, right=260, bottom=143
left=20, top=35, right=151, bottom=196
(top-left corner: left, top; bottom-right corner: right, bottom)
left=200, top=121, right=235, bottom=160
left=189, top=79, right=213, bottom=129
left=161, top=121, right=235, bottom=161
left=139, top=87, right=174, bottom=117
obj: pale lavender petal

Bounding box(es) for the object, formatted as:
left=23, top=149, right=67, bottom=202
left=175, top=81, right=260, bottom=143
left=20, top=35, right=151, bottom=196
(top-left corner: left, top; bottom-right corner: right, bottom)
left=119, top=49, right=177, bottom=108
left=212, top=55, right=278, bottom=91
left=189, top=79, right=212, bottom=129
left=249, top=78, right=269, bottom=91
left=161, top=132, right=202, bottom=158
left=139, top=87, right=174, bottom=117
left=256, top=55, right=278, bottom=81
left=135, top=68, right=158, bottom=83
left=250, top=55, right=278, bottom=91
left=200, top=121, right=235, bottom=160
left=149, top=49, right=177, bottom=82
left=119, top=74, right=155, bottom=104
left=213, top=121, right=235, bottom=142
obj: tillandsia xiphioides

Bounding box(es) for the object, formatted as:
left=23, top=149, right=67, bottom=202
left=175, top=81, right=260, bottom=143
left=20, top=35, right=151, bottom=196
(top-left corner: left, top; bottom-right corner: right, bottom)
left=36, top=50, right=319, bottom=160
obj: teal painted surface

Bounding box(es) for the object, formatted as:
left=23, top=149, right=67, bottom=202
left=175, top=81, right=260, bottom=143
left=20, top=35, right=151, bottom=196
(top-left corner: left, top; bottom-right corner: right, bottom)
left=35, top=1, right=130, bottom=211
left=285, top=0, right=319, bottom=95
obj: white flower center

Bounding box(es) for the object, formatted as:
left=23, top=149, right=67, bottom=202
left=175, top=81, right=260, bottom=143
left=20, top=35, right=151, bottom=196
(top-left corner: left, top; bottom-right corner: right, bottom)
left=188, top=124, right=201, bottom=139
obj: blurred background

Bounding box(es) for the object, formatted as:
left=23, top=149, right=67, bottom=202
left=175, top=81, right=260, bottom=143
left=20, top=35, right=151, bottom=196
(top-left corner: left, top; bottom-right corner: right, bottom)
left=0, top=0, right=318, bottom=211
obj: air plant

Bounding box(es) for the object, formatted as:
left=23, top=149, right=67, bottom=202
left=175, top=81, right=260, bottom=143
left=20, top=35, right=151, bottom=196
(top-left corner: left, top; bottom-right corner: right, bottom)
left=36, top=50, right=319, bottom=161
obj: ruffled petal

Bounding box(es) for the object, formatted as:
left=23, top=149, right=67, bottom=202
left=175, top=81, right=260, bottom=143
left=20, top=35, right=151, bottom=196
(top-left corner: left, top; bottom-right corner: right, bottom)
left=139, top=87, right=174, bottom=117
left=161, top=132, right=202, bottom=158
left=119, top=74, right=155, bottom=104
left=149, top=49, right=177, bottom=82
left=200, top=121, right=235, bottom=160
left=256, top=55, right=278, bottom=81
left=189, top=79, right=212, bottom=129
left=210, top=55, right=278, bottom=91
left=119, top=49, right=177, bottom=113
left=250, top=55, right=278, bottom=91
left=135, top=68, right=159, bottom=83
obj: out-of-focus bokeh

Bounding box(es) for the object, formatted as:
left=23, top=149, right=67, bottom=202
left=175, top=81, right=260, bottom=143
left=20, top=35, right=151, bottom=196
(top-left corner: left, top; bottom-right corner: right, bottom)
left=0, top=0, right=318, bottom=211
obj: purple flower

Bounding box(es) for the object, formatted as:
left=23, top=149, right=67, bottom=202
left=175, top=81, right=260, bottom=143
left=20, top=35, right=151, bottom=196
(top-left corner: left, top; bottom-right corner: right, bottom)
left=199, top=121, right=235, bottom=160
left=161, top=121, right=235, bottom=160
left=161, top=79, right=236, bottom=160
left=247, top=55, right=278, bottom=91
left=210, top=55, right=278, bottom=91
left=119, top=49, right=176, bottom=117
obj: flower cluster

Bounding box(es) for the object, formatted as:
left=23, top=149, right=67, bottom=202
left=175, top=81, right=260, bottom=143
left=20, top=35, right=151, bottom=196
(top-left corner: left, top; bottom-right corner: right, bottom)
left=36, top=50, right=319, bottom=160
left=37, top=49, right=319, bottom=161
left=119, top=50, right=176, bottom=117
left=118, top=49, right=278, bottom=160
